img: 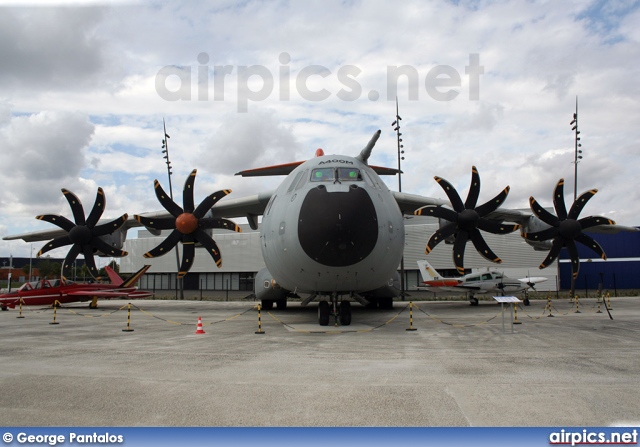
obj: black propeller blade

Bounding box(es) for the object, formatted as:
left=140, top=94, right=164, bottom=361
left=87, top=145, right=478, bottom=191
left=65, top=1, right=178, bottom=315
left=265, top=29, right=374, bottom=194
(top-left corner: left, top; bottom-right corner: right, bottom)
left=414, top=166, right=520, bottom=275
left=36, top=188, right=128, bottom=278
left=523, top=179, right=614, bottom=279
left=134, top=169, right=241, bottom=278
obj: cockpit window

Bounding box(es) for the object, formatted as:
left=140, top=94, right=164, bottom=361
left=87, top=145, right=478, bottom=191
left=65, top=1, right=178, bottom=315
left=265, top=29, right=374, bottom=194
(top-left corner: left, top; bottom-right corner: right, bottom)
left=337, top=167, right=362, bottom=181
left=310, top=167, right=363, bottom=182
left=310, top=168, right=334, bottom=182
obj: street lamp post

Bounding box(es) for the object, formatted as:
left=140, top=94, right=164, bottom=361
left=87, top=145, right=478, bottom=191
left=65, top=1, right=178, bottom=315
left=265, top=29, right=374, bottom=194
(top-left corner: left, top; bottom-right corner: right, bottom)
left=391, top=98, right=406, bottom=300
left=28, top=244, right=33, bottom=282
left=569, top=97, right=582, bottom=296
left=570, top=96, right=582, bottom=202
left=161, top=119, right=184, bottom=300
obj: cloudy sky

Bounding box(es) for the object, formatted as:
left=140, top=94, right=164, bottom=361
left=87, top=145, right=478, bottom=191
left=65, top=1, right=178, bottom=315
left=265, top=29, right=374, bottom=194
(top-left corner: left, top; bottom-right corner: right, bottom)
left=1, top=0, right=639, bottom=259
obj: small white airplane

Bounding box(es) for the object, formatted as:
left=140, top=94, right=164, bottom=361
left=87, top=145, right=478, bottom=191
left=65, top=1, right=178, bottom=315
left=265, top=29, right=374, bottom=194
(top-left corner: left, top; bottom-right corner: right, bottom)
left=416, top=260, right=547, bottom=306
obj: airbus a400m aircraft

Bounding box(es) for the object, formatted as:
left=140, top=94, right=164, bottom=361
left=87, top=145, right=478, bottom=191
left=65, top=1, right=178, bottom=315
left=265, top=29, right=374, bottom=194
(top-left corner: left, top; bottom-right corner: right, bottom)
left=4, top=129, right=634, bottom=326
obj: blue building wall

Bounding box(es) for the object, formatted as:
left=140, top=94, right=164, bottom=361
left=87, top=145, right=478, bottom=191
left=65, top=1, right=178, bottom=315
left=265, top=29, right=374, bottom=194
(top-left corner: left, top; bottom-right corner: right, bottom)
left=559, top=229, right=640, bottom=291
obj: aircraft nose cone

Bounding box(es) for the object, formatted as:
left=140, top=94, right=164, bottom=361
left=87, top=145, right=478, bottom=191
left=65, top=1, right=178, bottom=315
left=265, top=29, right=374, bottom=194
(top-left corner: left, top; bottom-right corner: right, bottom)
left=298, top=185, right=378, bottom=267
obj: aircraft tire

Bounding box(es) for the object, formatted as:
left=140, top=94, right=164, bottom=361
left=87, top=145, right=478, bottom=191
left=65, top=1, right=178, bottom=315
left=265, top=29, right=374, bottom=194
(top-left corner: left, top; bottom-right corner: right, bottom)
left=339, top=301, right=351, bottom=326
left=276, top=299, right=287, bottom=310
left=379, top=297, right=393, bottom=310
left=523, top=298, right=530, bottom=306
left=469, top=297, right=479, bottom=306
left=318, top=301, right=330, bottom=326
left=261, top=300, right=274, bottom=310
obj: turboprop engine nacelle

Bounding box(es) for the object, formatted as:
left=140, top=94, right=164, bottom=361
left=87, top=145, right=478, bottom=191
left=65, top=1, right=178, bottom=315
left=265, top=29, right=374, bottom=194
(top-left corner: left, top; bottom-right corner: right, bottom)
left=520, top=215, right=554, bottom=251
left=255, top=268, right=289, bottom=302
left=96, top=227, right=128, bottom=255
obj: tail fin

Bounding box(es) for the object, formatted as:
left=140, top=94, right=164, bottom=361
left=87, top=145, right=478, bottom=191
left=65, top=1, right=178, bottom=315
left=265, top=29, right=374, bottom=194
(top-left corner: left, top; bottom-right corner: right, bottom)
left=120, top=265, right=151, bottom=288
left=417, top=260, right=441, bottom=282
left=105, top=266, right=123, bottom=286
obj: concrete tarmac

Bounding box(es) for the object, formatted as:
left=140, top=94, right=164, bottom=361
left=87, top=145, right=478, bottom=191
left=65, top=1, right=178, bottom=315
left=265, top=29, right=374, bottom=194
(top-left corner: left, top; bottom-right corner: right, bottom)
left=1, top=296, right=639, bottom=427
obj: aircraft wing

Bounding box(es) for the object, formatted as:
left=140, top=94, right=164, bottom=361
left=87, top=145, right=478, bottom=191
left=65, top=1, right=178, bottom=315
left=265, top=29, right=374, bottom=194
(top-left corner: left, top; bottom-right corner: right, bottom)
left=208, top=191, right=274, bottom=219
left=392, top=191, right=449, bottom=214
left=236, top=162, right=399, bottom=177
left=131, top=191, right=274, bottom=231
left=66, top=289, right=153, bottom=298
left=3, top=228, right=72, bottom=243
left=417, top=284, right=481, bottom=293
left=517, top=277, right=548, bottom=285
left=66, top=289, right=134, bottom=297
left=485, top=208, right=639, bottom=234
left=3, top=191, right=275, bottom=244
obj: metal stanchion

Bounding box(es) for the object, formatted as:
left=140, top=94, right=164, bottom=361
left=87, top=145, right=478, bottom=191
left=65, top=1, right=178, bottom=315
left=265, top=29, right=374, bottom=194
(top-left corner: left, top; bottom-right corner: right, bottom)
left=17, top=298, right=25, bottom=319
left=406, top=302, right=417, bottom=331
left=50, top=301, right=60, bottom=325
left=513, top=303, right=522, bottom=325
left=255, top=304, right=265, bottom=334
left=122, top=303, right=134, bottom=332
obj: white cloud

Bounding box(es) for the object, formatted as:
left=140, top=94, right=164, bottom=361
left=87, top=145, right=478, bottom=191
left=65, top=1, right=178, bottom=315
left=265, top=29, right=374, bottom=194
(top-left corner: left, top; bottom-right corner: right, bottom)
left=1, top=0, right=639, bottom=260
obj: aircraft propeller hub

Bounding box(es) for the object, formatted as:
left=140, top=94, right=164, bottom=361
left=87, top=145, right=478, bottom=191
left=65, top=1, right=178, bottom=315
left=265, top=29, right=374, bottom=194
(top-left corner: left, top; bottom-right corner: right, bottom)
left=68, top=225, right=92, bottom=244
left=558, top=219, right=582, bottom=239
left=458, top=209, right=480, bottom=230
left=175, top=213, right=199, bottom=235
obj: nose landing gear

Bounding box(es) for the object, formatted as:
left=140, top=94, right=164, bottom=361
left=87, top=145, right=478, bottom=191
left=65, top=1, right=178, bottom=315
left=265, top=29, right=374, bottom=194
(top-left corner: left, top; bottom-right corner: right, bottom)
left=318, top=293, right=352, bottom=326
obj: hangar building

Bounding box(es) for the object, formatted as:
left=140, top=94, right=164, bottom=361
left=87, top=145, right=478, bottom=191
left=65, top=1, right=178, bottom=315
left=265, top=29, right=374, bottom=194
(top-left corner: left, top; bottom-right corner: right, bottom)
left=121, top=215, right=569, bottom=294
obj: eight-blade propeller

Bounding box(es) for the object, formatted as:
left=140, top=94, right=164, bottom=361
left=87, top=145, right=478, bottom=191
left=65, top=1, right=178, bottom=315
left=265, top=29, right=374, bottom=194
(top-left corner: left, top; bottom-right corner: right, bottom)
left=36, top=188, right=128, bottom=278
left=134, top=169, right=241, bottom=278
left=523, top=179, right=614, bottom=279
left=414, top=166, right=520, bottom=275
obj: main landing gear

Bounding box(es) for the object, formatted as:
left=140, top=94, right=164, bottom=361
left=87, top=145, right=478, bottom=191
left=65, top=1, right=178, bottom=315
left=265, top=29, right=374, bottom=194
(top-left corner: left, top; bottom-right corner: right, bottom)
left=260, top=299, right=288, bottom=311
left=318, top=293, right=351, bottom=326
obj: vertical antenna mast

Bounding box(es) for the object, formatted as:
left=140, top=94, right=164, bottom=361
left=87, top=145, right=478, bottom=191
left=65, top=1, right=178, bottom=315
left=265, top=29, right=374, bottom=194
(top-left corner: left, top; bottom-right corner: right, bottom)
left=161, top=119, right=183, bottom=299
left=570, top=96, right=582, bottom=202
left=162, top=118, right=174, bottom=199
left=391, top=98, right=406, bottom=300
left=392, top=97, right=404, bottom=192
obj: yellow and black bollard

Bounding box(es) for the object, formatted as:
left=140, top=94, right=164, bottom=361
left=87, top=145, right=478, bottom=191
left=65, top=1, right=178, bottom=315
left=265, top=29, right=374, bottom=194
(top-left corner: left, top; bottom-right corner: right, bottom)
left=574, top=294, right=581, bottom=313
left=596, top=299, right=602, bottom=314
left=50, top=300, right=60, bottom=325
left=606, top=292, right=613, bottom=310
left=17, top=297, right=25, bottom=319
left=546, top=293, right=554, bottom=317
left=406, top=302, right=417, bottom=331
left=513, top=303, right=522, bottom=325
left=255, top=304, right=265, bottom=334
left=122, top=303, right=134, bottom=332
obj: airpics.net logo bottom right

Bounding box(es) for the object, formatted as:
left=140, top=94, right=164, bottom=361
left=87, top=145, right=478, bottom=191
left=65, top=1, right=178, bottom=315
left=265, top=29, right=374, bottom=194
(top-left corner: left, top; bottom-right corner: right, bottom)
left=154, top=52, right=484, bottom=112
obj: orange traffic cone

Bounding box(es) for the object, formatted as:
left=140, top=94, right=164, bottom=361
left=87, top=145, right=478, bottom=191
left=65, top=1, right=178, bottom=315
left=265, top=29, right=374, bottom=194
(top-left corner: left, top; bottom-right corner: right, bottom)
left=195, top=316, right=206, bottom=334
